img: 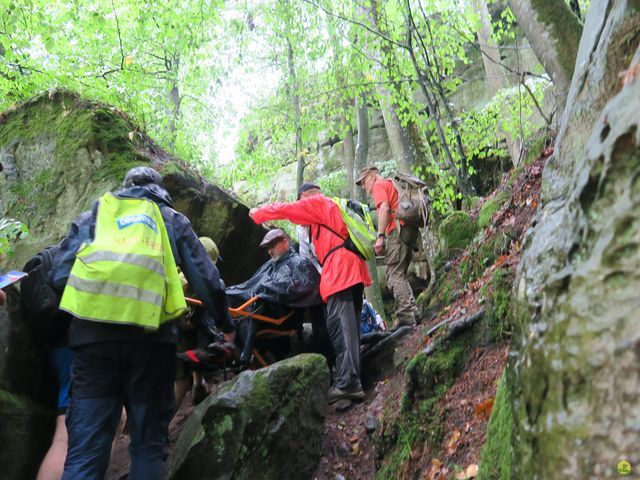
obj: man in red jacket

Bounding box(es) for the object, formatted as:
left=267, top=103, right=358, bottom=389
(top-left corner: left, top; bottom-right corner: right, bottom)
left=250, top=193, right=371, bottom=403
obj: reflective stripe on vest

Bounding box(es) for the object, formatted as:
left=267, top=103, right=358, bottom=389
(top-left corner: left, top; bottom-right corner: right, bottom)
left=81, top=250, right=165, bottom=276
left=66, top=275, right=164, bottom=307
left=59, top=193, right=187, bottom=330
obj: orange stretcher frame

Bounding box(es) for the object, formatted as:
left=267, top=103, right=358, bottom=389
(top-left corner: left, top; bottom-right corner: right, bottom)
left=185, top=296, right=298, bottom=368
left=185, top=295, right=295, bottom=326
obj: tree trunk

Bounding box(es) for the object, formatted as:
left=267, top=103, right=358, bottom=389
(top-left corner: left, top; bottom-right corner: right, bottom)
left=286, top=37, right=304, bottom=188
left=355, top=94, right=370, bottom=205
left=326, top=17, right=356, bottom=198
left=507, top=0, right=582, bottom=120
left=168, top=83, right=180, bottom=153
left=352, top=93, right=386, bottom=320
left=367, top=0, right=422, bottom=175
left=506, top=2, right=640, bottom=477
left=473, top=0, right=522, bottom=165
left=343, top=121, right=355, bottom=197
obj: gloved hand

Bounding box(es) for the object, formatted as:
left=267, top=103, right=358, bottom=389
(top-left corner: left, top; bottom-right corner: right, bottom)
left=207, top=339, right=239, bottom=362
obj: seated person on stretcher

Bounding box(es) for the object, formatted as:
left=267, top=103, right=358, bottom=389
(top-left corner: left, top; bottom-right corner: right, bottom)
left=180, top=229, right=321, bottom=368
left=225, top=229, right=322, bottom=364
left=225, top=228, right=322, bottom=315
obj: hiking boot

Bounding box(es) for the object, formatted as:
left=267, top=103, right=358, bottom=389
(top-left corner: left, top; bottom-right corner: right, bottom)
left=327, top=385, right=365, bottom=404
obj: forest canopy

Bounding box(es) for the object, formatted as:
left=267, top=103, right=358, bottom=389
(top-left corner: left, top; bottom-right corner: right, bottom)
left=0, top=0, right=589, bottom=209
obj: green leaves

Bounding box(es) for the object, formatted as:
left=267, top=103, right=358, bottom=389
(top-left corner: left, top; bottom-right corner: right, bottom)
left=0, top=218, right=29, bottom=266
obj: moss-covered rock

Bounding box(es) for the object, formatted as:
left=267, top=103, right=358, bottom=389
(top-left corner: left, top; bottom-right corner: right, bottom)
left=478, top=191, right=510, bottom=229
left=478, top=373, right=513, bottom=480
left=438, top=211, right=479, bottom=258
left=405, top=341, right=467, bottom=404
left=0, top=388, right=54, bottom=480
left=479, top=267, right=515, bottom=342
left=167, top=354, right=330, bottom=480
left=374, top=336, right=471, bottom=479
left=0, top=91, right=267, bottom=284
left=513, top=5, right=640, bottom=476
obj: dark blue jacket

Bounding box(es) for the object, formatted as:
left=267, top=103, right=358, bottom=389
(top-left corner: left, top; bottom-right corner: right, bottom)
left=52, top=184, right=234, bottom=347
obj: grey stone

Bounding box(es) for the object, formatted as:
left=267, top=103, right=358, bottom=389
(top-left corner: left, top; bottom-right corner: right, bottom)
left=167, top=354, right=330, bottom=480
left=364, top=414, right=378, bottom=434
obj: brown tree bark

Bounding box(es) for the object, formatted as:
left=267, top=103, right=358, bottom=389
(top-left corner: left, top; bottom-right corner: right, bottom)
left=507, top=0, right=582, bottom=119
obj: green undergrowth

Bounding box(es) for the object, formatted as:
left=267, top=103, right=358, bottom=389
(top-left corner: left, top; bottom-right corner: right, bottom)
left=478, top=191, right=511, bottom=229
left=374, top=330, right=474, bottom=479
left=478, top=373, right=513, bottom=480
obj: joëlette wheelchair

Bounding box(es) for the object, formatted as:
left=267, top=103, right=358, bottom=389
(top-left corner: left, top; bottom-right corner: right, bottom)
left=183, top=295, right=304, bottom=372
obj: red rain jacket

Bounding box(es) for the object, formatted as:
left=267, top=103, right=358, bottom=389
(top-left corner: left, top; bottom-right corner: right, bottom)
left=251, top=195, right=371, bottom=302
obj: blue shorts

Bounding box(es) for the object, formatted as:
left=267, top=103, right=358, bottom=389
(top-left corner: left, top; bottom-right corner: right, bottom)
left=49, top=346, right=73, bottom=412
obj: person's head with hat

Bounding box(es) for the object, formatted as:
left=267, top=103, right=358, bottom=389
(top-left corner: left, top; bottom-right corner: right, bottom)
left=259, top=228, right=291, bottom=262
left=355, top=165, right=380, bottom=195
left=297, top=182, right=321, bottom=200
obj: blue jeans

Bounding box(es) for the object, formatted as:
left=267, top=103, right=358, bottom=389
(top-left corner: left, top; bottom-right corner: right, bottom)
left=62, top=342, right=176, bottom=480
left=49, top=345, right=73, bottom=412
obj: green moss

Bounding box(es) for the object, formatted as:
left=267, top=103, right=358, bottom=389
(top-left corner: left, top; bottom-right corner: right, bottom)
left=480, top=267, right=515, bottom=342
left=0, top=388, right=25, bottom=409
left=523, top=132, right=549, bottom=165
left=477, top=233, right=509, bottom=268
left=405, top=342, right=467, bottom=403
left=478, top=373, right=513, bottom=480
left=530, top=0, right=582, bottom=80
left=478, top=192, right=510, bottom=229
left=439, top=211, right=479, bottom=257
left=459, top=256, right=482, bottom=285
left=375, top=337, right=471, bottom=478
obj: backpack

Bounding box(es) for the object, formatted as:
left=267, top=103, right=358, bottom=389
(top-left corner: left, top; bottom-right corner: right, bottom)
left=328, top=198, right=376, bottom=261
left=393, top=173, right=431, bottom=228
left=20, top=244, right=64, bottom=340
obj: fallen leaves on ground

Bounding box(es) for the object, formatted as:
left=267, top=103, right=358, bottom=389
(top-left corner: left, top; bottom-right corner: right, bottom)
left=474, top=398, right=494, bottom=420
left=445, top=430, right=461, bottom=455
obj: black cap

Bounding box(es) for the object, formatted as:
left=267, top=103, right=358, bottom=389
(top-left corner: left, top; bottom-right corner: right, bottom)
left=297, top=182, right=321, bottom=199
left=123, top=166, right=163, bottom=188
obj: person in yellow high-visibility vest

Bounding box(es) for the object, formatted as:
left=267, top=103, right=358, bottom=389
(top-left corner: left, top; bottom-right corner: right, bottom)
left=52, top=167, right=234, bottom=480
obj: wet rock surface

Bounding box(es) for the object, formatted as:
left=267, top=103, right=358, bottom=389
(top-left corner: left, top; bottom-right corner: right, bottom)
left=166, top=354, right=329, bottom=480
left=514, top=2, right=640, bottom=477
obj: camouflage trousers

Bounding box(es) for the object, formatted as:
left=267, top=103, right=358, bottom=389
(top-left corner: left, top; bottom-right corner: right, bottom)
left=385, top=226, right=419, bottom=326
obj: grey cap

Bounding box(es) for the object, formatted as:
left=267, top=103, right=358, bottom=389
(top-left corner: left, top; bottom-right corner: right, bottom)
left=123, top=166, right=163, bottom=188
left=259, top=228, right=288, bottom=247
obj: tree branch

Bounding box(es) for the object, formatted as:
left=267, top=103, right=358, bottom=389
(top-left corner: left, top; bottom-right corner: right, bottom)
left=520, top=74, right=551, bottom=126
left=301, top=0, right=407, bottom=50
left=110, top=0, right=126, bottom=70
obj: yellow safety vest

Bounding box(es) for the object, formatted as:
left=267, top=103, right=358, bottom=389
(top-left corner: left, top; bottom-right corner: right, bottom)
left=59, top=193, right=187, bottom=330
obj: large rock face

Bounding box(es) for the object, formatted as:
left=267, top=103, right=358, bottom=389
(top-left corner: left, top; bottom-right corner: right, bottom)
left=508, top=2, right=640, bottom=478
left=0, top=91, right=267, bottom=284
left=167, top=354, right=329, bottom=480
left=0, top=288, right=55, bottom=480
